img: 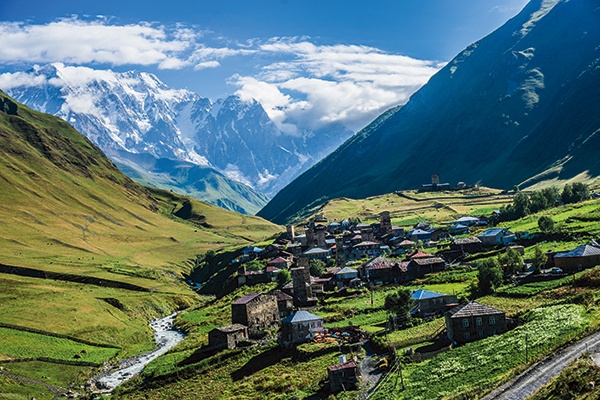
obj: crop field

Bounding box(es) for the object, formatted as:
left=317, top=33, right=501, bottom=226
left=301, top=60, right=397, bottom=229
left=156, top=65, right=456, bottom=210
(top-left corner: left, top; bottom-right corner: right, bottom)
left=372, top=304, right=596, bottom=400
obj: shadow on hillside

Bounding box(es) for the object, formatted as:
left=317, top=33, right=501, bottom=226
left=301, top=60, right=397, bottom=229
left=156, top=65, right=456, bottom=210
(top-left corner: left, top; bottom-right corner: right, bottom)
left=230, top=347, right=293, bottom=381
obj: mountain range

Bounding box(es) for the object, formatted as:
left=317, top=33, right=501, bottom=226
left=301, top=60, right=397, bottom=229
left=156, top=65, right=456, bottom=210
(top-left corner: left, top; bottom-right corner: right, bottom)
left=3, top=64, right=352, bottom=214
left=258, top=0, right=600, bottom=224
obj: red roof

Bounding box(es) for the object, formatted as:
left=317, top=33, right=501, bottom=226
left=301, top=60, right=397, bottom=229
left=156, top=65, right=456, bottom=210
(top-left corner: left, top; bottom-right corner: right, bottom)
left=268, top=256, right=289, bottom=264
left=328, top=360, right=357, bottom=371
left=266, top=266, right=281, bottom=273
left=232, top=293, right=261, bottom=305
left=408, top=250, right=433, bottom=259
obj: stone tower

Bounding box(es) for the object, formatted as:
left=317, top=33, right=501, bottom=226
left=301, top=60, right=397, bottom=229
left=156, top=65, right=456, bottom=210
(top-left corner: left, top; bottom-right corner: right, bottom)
left=335, top=236, right=345, bottom=269
left=291, top=266, right=313, bottom=306
left=305, top=220, right=316, bottom=249
left=380, top=211, right=392, bottom=235
left=432, top=174, right=440, bottom=185
left=286, top=224, right=295, bottom=241
left=316, top=227, right=327, bottom=248
left=298, top=255, right=311, bottom=283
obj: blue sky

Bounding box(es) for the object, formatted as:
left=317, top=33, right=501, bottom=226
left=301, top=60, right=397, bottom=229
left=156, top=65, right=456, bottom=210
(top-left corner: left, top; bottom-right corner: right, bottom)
left=0, top=0, right=528, bottom=132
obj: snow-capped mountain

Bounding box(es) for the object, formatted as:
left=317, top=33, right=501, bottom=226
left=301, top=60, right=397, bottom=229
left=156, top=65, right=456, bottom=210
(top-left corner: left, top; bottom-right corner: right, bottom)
left=3, top=63, right=353, bottom=201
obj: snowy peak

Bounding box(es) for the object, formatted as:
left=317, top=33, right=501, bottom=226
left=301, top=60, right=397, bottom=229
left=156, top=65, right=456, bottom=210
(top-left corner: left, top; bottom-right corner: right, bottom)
left=3, top=64, right=353, bottom=202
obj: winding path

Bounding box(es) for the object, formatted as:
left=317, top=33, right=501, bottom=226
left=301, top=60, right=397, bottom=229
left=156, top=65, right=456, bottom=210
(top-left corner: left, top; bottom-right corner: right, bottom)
left=481, top=330, right=600, bottom=400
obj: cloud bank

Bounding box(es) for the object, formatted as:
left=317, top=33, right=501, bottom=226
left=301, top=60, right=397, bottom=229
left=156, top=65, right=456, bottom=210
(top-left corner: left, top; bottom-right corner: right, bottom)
left=0, top=18, right=444, bottom=133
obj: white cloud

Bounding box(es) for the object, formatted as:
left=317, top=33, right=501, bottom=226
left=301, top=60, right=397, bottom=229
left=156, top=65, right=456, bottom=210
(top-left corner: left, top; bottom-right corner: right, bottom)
left=0, top=18, right=193, bottom=68
left=0, top=18, right=445, bottom=134
left=0, top=71, right=48, bottom=90
left=234, top=38, right=445, bottom=132
left=194, top=61, right=221, bottom=70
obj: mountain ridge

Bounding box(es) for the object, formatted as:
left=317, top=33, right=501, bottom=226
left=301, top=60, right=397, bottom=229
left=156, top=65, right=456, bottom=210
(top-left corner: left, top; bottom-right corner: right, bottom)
left=258, top=0, right=600, bottom=224
left=3, top=64, right=353, bottom=213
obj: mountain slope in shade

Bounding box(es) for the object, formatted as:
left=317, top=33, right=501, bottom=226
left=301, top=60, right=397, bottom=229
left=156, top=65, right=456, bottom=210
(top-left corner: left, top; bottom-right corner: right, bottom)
left=259, top=0, right=600, bottom=224
left=4, top=64, right=353, bottom=203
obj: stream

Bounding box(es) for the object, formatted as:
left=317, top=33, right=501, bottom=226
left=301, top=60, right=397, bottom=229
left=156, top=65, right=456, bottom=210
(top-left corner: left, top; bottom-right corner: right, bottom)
left=93, top=312, right=185, bottom=393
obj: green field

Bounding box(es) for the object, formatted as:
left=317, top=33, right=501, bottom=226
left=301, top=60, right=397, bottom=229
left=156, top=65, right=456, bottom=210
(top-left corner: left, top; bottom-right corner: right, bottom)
left=0, top=327, right=119, bottom=364
left=317, top=188, right=512, bottom=227
left=373, top=304, right=597, bottom=400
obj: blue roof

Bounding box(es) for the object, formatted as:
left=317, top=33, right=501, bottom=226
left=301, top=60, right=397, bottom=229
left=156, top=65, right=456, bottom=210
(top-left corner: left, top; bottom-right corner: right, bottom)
left=281, top=310, right=322, bottom=323
left=409, top=229, right=431, bottom=235
left=242, top=246, right=264, bottom=253
left=479, top=228, right=507, bottom=237
left=411, top=289, right=447, bottom=300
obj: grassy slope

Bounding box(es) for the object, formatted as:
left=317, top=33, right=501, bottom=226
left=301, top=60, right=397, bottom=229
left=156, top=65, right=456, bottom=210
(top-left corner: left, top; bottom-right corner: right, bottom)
left=315, top=187, right=511, bottom=226
left=0, top=91, right=282, bottom=397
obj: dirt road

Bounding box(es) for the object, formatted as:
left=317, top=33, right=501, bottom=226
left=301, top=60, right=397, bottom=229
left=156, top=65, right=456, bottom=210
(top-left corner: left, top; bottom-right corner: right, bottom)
left=481, top=330, right=600, bottom=400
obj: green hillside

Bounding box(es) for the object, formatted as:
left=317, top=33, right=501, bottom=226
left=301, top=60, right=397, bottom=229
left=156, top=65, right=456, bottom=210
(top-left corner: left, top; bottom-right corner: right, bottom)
left=0, top=90, right=281, bottom=398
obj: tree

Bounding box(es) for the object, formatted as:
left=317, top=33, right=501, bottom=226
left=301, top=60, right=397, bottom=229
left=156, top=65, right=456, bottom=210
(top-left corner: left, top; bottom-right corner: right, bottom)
left=498, top=248, right=523, bottom=275
left=245, top=259, right=264, bottom=271
left=561, top=184, right=575, bottom=204
left=571, top=182, right=591, bottom=203
left=478, top=258, right=503, bottom=294
left=532, top=246, right=547, bottom=273
left=512, top=191, right=531, bottom=218
left=309, top=259, right=326, bottom=277
left=384, top=287, right=413, bottom=328
left=529, top=191, right=549, bottom=214
left=538, top=215, right=555, bottom=233
left=276, top=269, right=291, bottom=286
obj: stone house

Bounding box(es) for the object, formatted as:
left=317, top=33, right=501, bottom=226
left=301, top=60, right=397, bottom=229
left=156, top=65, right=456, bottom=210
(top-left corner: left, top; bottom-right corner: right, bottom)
left=450, top=237, right=483, bottom=254
left=553, top=244, right=600, bottom=272
left=279, top=310, right=324, bottom=348
left=208, top=324, right=248, bottom=350
left=410, top=289, right=458, bottom=317
left=272, top=290, right=294, bottom=319
left=446, top=301, right=507, bottom=344
left=231, top=293, right=279, bottom=337
left=360, top=257, right=394, bottom=283
left=408, top=257, right=446, bottom=278
left=328, top=359, right=359, bottom=392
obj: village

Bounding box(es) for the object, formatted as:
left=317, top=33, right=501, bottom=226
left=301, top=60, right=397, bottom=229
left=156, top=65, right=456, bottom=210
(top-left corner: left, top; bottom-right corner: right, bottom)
left=202, top=184, right=600, bottom=396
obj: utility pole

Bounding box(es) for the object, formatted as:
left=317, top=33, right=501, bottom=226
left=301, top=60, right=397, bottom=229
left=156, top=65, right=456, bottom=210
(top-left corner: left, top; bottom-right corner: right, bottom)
left=525, top=333, right=529, bottom=363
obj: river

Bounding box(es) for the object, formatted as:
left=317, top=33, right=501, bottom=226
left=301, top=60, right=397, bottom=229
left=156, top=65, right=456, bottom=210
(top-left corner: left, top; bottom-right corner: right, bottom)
left=93, top=312, right=185, bottom=392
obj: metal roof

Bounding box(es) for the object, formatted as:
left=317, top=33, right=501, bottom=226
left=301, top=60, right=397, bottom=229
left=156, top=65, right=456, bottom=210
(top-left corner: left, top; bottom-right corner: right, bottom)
left=554, top=244, right=600, bottom=258
left=411, top=289, right=447, bottom=300
left=281, top=310, right=322, bottom=323
left=447, top=301, right=504, bottom=318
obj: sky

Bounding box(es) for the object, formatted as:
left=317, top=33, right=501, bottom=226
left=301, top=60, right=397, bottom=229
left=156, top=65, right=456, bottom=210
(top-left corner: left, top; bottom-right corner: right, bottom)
left=0, top=0, right=529, bottom=133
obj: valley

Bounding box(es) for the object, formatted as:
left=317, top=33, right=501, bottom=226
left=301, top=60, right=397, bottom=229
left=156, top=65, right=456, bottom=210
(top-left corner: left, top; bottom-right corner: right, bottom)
left=1, top=0, right=600, bottom=399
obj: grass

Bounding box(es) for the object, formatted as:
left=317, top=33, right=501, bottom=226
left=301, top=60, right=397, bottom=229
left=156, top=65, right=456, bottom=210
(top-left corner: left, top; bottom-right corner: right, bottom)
left=317, top=188, right=512, bottom=228
left=0, top=327, right=119, bottom=363
left=0, top=94, right=283, bottom=395
left=528, top=357, right=600, bottom=400
left=117, top=343, right=343, bottom=400
left=373, top=304, right=596, bottom=400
